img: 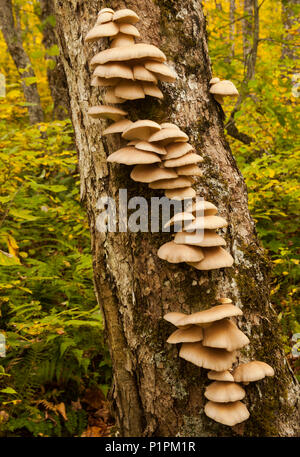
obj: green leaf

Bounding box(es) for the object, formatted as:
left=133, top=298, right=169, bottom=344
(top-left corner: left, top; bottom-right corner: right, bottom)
left=0, top=387, right=17, bottom=394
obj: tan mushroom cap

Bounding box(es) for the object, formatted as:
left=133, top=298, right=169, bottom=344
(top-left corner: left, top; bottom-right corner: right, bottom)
left=189, top=247, right=234, bottom=270
left=135, top=141, right=167, bottom=155
left=144, top=61, right=177, bottom=82
left=179, top=342, right=237, bottom=371
left=105, top=88, right=126, bottom=104
left=113, top=8, right=140, bottom=24
left=184, top=215, right=227, bottom=231
left=158, top=241, right=204, bottom=263
left=119, top=23, right=141, bottom=37
left=205, top=381, right=246, bottom=403
left=133, top=65, right=157, bottom=83
left=98, top=8, right=115, bottom=15
left=218, top=297, right=233, bottom=304
left=164, top=312, right=188, bottom=327
left=164, top=212, right=195, bottom=229
left=88, top=105, right=127, bottom=121
left=165, top=187, right=196, bottom=200
left=96, top=12, right=114, bottom=24
left=130, top=164, right=177, bottom=183
left=233, top=361, right=274, bottom=383
left=93, top=63, right=134, bottom=80
left=142, top=82, right=164, bottom=99
left=114, top=80, right=145, bottom=100
left=164, top=153, right=203, bottom=168
left=203, top=319, right=250, bottom=352
left=165, top=142, right=194, bottom=160
left=209, top=77, right=221, bottom=85
left=160, top=123, right=180, bottom=129
left=176, top=164, right=202, bottom=176
left=167, top=326, right=203, bottom=344
left=123, top=120, right=161, bottom=141
left=174, top=230, right=226, bottom=247
left=103, top=119, right=133, bottom=135
left=91, top=44, right=167, bottom=66
left=186, top=200, right=218, bottom=216
left=208, top=370, right=234, bottom=382
left=204, top=401, right=250, bottom=427
left=210, top=80, right=239, bottom=96
left=91, top=76, right=120, bottom=87
left=107, top=147, right=161, bottom=165
left=176, top=304, right=243, bottom=327
left=149, top=128, right=189, bottom=145
left=85, top=22, right=119, bottom=42
left=149, top=177, right=193, bottom=190
left=111, top=33, right=136, bottom=48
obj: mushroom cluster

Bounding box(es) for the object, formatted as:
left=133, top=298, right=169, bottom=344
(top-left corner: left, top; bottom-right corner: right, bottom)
left=164, top=297, right=274, bottom=427
left=158, top=199, right=234, bottom=270
left=85, top=8, right=176, bottom=105
left=209, top=77, right=239, bottom=105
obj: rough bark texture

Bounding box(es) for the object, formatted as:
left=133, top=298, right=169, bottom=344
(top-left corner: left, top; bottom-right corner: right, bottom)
left=39, top=0, right=70, bottom=119
left=52, top=0, right=299, bottom=437
left=0, top=0, right=44, bottom=124
left=229, top=0, right=236, bottom=58
left=281, top=0, right=300, bottom=64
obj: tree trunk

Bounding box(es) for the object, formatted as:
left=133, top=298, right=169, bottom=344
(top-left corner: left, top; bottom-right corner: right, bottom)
left=243, top=0, right=253, bottom=61
left=0, top=0, right=44, bottom=124
left=52, top=0, right=300, bottom=437
left=281, top=0, right=300, bottom=64
left=229, top=0, right=236, bottom=58
left=39, top=0, right=70, bottom=119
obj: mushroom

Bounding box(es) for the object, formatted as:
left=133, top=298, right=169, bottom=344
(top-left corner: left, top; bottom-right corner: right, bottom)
left=164, top=212, right=195, bottom=229
left=149, top=176, right=193, bottom=189
left=184, top=215, right=227, bottom=231
left=144, top=61, right=177, bottom=82
left=122, top=120, right=161, bottom=141
left=209, top=77, right=221, bottom=85
left=188, top=247, right=234, bottom=270
left=163, top=312, right=189, bottom=327
left=96, top=11, right=114, bottom=24
left=148, top=128, right=189, bottom=145
left=130, top=164, right=177, bottom=183
left=133, top=65, right=157, bottom=83
left=233, top=361, right=274, bottom=383
left=107, top=147, right=161, bottom=165
left=176, top=304, right=243, bottom=327
left=91, top=44, right=167, bottom=66
left=167, top=326, right=203, bottom=344
left=85, top=22, right=119, bottom=42
left=174, top=230, right=226, bottom=247
left=135, top=141, right=167, bottom=155
left=204, top=381, right=246, bottom=403
left=157, top=241, right=204, bottom=263
left=176, top=164, right=203, bottom=176
left=88, top=105, right=127, bottom=121
left=204, top=401, right=250, bottom=427
left=114, top=80, right=145, bottom=100
left=210, top=80, right=239, bottom=105
left=165, top=187, right=196, bottom=200
left=208, top=370, right=234, bottom=382
left=103, top=119, right=133, bottom=135
left=112, top=8, right=140, bottom=24
left=111, top=33, right=136, bottom=48
left=119, top=23, right=140, bottom=37
left=91, top=76, right=120, bottom=87
left=164, top=153, right=203, bottom=168
left=142, top=82, right=164, bottom=99
left=179, top=342, right=237, bottom=371
left=105, top=88, right=126, bottom=104
left=164, top=142, right=195, bottom=160
left=93, top=63, right=134, bottom=80
left=218, top=297, right=233, bottom=304
left=186, top=200, right=218, bottom=216
left=203, top=319, right=250, bottom=352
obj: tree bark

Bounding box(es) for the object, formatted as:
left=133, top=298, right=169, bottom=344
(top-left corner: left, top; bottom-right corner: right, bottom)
left=39, top=0, right=70, bottom=119
left=281, top=0, right=300, bottom=65
left=52, top=0, right=300, bottom=437
left=0, top=0, right=44, bottom=124
left=229, top=0, right=236, bottom=58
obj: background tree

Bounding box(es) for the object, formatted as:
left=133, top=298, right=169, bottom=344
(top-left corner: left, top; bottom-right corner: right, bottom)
left=52, top=0, right=299, bottom=437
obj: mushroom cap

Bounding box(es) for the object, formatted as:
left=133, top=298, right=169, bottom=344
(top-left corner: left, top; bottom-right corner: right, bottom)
left=174, top=230, right=226, bottom=247
left=218, top=297, right=233, bottom=304
left=214, top=94, right=224, bottom=104
left=130, top=164, right=177, bottom=183
left=96, top=11, right=114, bottom=24
left=167, top=326, right=203, bottom=344
left=164, top=212, right=195, bottom=229
left=107, top=147, right=161, bottom=165
left=149, top=128, right=189, bottom=145
left=184, top=215, right=227, bottom=230
left=208, top=370, right=235, bottom=382
left=205, top=381, right=246, bottom=403
left=186, top=200, right=218, bottom=216
left=188, top=247, right=234, bottom=270
left=85, top=22, right=119, bottom=42
left=176, top=164, right=202, bottom=176
left=204, top=401, right=250, bottom=427
left=179, top=342, right=237, bottom=371
left=142, top=82, right=164, bottom=99
left=165, top=142, right=194, bottom=160
left=91, top=44, right=167, bottom=66
left=233, top=361, right=274, bottom=383
left=119, top=23, right=140, bottom=37
left=203, top=319, right=250, bottom=351
left=209, top=77, right=221, bottom=85
left=135, top=141, right=166, bottom=155
left=88, top=105, right=127, bottom=121
left=165, top=187, right=196, bottom=200
left=210, top=80, right=239, bottom=96
left=123, top=120, right=161, bottom=141
left=157, top=241, right=204, bottom=263
left=149, top=176, right=192, bottom=190
left=133, top=65, right=157, bottom=83
left=176, top=304, right=243, bottom=327
left=115, top=81, right=145, bottom=100
left=104, top=88, right=126, bottom=104
left=163, top=312, right=189, bottom=327
left=91, top=76, right=120, bottom=87
left=103, top=119, right=133, bottom=135
left=113, top=8, right=140, bottom=24
left=98, top=8, right=115, bottom=15
left=164, top=153, right=203, bottom=168
left=144, top=61, right=177, bottom=82
left=93, top=63, right=134, bottom=80
left=111, top=33, right=136, bottom=48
